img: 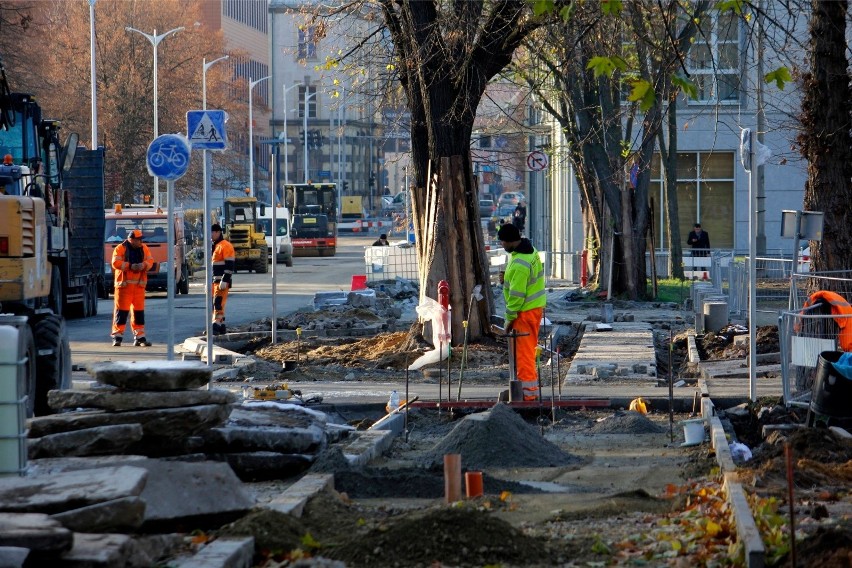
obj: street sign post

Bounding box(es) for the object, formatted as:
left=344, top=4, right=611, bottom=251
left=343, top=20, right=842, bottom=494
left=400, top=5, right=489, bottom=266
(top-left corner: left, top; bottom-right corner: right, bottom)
left=146, top=133, right=191, bottom=361
left=187, top=110, right=228, bottom=150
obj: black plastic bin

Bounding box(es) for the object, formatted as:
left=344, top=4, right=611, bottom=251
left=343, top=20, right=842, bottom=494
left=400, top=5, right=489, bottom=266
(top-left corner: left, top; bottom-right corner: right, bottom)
left=810, top=351, right=852, bottom=418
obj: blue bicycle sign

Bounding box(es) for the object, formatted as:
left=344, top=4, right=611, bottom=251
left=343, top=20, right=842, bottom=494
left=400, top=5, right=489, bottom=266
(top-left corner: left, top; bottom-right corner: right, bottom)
left=147, top=134, right=191, bottom=181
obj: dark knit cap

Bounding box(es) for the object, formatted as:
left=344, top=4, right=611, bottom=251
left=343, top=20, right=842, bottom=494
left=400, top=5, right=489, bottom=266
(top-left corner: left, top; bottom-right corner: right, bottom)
left=497, top=223, right=521, bottom=242
left=211, top=224, right=223, bottom=232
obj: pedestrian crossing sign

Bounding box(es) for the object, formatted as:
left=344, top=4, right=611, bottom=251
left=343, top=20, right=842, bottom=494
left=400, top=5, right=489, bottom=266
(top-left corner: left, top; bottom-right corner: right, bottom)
left=186, top=110, right=227, bottom=150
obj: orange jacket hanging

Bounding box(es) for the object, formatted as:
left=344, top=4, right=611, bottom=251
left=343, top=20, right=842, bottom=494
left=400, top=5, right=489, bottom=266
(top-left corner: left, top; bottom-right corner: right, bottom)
left=800, top=290, right=852, bottom=351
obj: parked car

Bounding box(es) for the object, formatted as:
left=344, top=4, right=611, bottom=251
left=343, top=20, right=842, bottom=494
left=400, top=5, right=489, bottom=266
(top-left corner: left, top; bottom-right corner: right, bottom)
left=381, top=192, right=407, bottom=215
left=478, top=199, right=495, bottom=218
left=497, top=192, right=525, bottom=207
left=495, top=203, right=515, bottom=220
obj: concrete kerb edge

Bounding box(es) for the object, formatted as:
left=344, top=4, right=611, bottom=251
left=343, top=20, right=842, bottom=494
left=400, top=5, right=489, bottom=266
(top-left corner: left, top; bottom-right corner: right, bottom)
left=703, top=397, right=765, bottom=567
left=170, top=537, right=255, bottom=568
left=263, top=473, right=335, bottom=517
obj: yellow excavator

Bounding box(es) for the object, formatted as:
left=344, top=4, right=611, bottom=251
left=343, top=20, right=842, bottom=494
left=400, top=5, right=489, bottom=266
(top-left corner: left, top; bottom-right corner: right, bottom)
left=0, top=58, right=90, bottom=416
left=221, top=195, right=268, bottom=273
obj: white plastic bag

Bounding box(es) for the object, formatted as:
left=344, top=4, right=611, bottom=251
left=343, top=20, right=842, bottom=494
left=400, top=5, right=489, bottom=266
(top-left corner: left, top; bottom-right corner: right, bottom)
left=409, top=296, right=450, bottom=371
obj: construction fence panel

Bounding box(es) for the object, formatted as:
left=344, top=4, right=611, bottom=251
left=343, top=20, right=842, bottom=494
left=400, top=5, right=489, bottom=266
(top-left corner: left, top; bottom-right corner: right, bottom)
left=364, top=245, right=419, bottom=282
left=779, top=306, right=852, bottom=406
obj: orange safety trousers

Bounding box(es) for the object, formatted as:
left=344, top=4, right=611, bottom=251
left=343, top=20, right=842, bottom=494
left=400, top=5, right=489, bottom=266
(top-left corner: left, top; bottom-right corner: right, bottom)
left=112, top=284, right=146, bottom=338
left=512, top=307, right=543, bottom=400
left=213, top=282, right=230, bottom=324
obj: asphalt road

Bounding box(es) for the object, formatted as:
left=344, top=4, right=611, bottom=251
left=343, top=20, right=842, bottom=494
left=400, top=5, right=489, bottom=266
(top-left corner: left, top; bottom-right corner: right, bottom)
left=66, top=234, right=377, bottom=368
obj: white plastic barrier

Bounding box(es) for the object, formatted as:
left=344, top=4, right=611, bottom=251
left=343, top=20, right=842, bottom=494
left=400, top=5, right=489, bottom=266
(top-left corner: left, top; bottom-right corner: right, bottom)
left=0, top=322, right=25, bottom=477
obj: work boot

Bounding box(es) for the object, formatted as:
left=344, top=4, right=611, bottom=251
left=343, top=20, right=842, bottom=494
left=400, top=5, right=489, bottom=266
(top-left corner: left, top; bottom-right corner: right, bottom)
left=134, top=336, right=152, bottom=347
left=112, top=337, right=122, bottom=347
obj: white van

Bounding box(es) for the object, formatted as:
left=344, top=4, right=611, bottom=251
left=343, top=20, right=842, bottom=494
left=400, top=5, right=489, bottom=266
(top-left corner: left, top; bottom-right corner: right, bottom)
left=257, top=204, right=293, bottom=266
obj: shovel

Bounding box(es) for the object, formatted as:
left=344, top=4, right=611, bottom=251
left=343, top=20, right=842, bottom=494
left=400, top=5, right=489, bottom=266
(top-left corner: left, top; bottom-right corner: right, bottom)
left=457, top=285, right=484, bottom=401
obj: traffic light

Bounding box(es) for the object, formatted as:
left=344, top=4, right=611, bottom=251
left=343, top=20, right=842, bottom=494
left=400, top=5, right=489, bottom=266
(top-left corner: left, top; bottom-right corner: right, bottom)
left=299, top=130, right=306, bottom=145
left=316, top=131, right=324, bottom=148
left=342, top=181, right=349, bottom=192
left=368, top=175, right=375, bottom=188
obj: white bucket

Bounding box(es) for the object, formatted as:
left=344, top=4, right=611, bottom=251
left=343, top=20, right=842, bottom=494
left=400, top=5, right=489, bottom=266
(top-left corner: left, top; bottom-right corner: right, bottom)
left=680, top=418, right=706, bottom=447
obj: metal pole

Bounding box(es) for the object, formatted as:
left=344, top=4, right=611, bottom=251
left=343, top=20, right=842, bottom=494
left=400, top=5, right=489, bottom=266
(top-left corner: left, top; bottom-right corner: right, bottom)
left=166, top=179, right=175, bottom=360
left=248, top=76, right=270, bottom=198
left=152, top=29, right=159, bottom=207
left=88, top=0, right=97, bottom=149
left=270, top=145, right=277, bottom=344
left=748, top=130, right=757, bottom=402
left=204, top=151, right=213, bottom=367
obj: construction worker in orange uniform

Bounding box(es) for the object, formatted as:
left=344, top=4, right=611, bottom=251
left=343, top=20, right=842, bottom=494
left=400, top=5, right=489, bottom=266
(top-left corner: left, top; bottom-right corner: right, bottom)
left=111, top=229, right=154, bottom=346
left=211, top=223, right=236, bottom=335
left=498, top=223, right=546, bottom=400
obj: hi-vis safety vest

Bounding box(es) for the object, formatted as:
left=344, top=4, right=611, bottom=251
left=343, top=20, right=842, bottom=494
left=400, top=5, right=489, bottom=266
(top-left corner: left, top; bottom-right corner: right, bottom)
left=503, top=248, right=546, bottom=322
left=800, top=290, right=852, bottom=351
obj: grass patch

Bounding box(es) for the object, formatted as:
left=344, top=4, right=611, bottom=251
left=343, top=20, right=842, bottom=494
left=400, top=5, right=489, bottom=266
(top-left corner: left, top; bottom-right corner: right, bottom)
left=651, top=278, right=692, bottom=304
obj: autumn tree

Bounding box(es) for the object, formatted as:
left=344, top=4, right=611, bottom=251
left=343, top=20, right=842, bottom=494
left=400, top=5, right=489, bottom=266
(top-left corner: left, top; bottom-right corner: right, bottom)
left=2, top=0, right=246, bottom=206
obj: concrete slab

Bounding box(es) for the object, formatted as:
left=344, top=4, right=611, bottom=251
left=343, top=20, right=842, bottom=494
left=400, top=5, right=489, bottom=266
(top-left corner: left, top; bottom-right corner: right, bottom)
left=264, top=473, right=334, bottom=517
left=170, top=538, right=254, bottom=568
left=336, top=429, right=395, bottom=467
left=0, top=466, right=148, bottom=514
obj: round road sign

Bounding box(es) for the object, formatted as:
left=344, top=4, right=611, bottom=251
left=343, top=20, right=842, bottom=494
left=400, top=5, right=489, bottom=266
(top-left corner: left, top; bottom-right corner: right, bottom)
left=147, top=133, right=191, bottom=181
left=527, top=150, right=549, bottom=171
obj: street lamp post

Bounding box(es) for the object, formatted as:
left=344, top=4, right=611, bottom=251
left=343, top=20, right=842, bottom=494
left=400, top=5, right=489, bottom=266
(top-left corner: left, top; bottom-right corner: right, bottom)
left=303, top=89, right=317, bottom=182
left=125, top=25, right=184, bottom=207
left=282, top=84, right=300, bottom=188
left=88, top=0, right=98, bottom=149
left=248, top=76, right=270, bottom=197
left=201, top=54, right=228, bottom=365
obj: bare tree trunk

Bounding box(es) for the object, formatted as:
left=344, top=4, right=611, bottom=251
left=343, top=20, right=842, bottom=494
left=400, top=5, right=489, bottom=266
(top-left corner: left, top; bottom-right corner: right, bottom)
left=799, top=0, right=852, bottom=276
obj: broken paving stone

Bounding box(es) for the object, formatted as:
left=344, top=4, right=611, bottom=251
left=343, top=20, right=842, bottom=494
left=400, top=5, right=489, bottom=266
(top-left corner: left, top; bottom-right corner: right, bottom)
left=28, top=404, right=233, bottom=439
left=122, top=459, right=254, bottom=531
left=28, top=423, right=144, bottom=459
left=0, top=513, right=73, bottom=553
left=50, top=496, right=145, bottom=533
left=48, top=388, right=237, bottom=412
left=88, top=361, right=212, bottom=391
left=58, top=533, right=145, bottom=568
left=0, top=465, right=147, bottom=515
left=0, top=547, right=28, bottom=568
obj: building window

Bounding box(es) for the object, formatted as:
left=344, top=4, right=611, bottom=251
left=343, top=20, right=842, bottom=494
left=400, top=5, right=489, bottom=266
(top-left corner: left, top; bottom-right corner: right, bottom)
left=223, top=0, right=267, bottom=33
left=298, top=26, right=317, bottom=59
left=687, top=10, right=741, bottom=103
left=651, top=152, right=734, bottom=248
left=299, top=86, right=317, bottom=119
left=230, top=58, right=269, bottom=106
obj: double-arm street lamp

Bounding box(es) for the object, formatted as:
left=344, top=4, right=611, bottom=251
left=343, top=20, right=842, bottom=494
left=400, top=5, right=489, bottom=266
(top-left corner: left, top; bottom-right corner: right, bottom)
left=248, top=76, right=270, bottom=197
left=125, top=25, right=184, bottom=207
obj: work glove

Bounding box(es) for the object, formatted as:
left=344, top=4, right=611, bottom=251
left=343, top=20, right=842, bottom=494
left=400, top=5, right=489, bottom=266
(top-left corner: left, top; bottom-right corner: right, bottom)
left=130, top=263, right=144, bottom=271
left=218, top=281, right=229, bottom=291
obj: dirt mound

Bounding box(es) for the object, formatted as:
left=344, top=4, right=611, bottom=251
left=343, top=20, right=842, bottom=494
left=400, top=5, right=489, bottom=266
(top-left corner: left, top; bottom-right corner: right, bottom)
left=776, top=526, right=852, bottom=567
left=586, top=410, right=667, bottom=434
left=425, top=403, right=580, bottom=469
left=327, top=506, right=552, bottom=568
left=699, top=325, right=779, bottom=360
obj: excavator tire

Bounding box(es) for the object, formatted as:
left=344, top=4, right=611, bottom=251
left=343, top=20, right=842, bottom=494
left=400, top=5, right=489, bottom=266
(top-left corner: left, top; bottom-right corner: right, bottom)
left=33, top=315, right=71, bottom=416
left=255, top=246, right=269, bottom=274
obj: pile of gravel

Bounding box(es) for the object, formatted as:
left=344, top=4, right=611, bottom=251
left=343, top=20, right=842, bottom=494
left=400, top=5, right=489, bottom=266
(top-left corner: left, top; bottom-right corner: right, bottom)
left=309, top=446, right=353, bottom=473
left=425, top=403, right=580, bottom=469
left=587, top=410, right=666, bottom=434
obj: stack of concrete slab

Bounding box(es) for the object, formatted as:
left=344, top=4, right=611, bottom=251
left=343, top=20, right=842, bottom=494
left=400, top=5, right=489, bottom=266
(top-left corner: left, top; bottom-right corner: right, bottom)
left=29, top=362, right=235, bottom=459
